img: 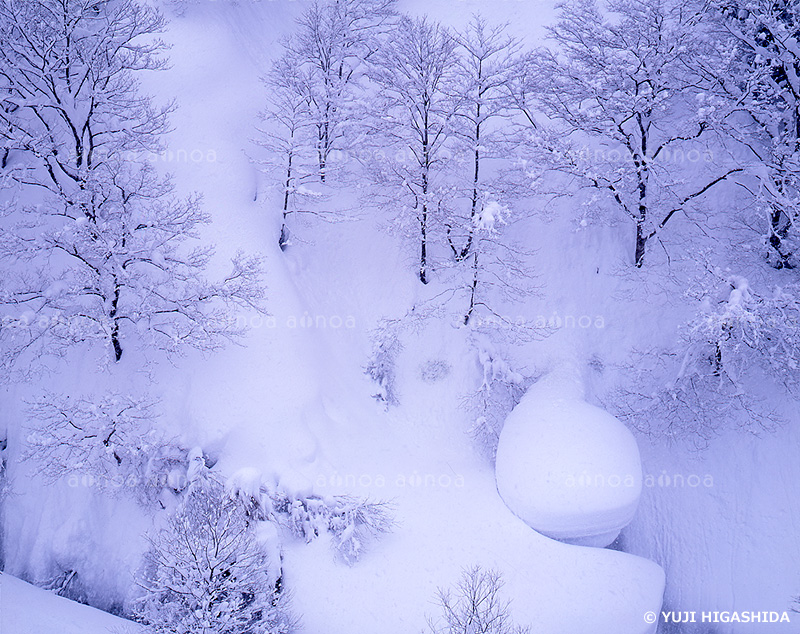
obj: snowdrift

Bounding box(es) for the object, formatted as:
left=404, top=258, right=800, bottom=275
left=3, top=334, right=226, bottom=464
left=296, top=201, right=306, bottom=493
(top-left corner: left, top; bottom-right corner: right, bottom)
left=496, top=374, right=643, bottom=547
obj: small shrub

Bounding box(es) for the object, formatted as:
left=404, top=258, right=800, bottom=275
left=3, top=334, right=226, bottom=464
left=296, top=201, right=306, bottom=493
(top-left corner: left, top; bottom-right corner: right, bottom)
left=420, top=359, right=452, bottom=383
left=427, top=567, right=529, bottom=634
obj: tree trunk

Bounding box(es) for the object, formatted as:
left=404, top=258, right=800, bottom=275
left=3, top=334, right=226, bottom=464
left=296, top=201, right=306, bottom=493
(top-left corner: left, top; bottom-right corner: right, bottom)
left=279, top=223, right=289, bottom=252
left=768, top=202, right=793, bottom=268
left=634, top=117, right=649, bottom=268
left=110, top=283, right=123, bottom=361
left=280, top=153, right=293, bottom=251
left=419, top=209, right=428, bottom=284
left=634, top=220, right=647, bottom=268
left=111, top=325, right=123, bottom=361
left=463, top=249, right=479, bottom=325
left=420, top=130, right=430, bottom=284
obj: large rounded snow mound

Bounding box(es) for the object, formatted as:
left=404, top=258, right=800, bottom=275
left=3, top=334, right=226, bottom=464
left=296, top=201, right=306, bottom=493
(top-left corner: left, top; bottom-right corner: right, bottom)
left=495, top=385, right=642, bottom=547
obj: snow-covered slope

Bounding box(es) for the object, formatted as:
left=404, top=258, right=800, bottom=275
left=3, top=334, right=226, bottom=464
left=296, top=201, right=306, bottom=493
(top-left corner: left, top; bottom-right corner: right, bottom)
left=2, top=0, right=798, bottom=632
left=0, top=573, right=142, bottom=634
left=0, top=1, right=666, bottom=631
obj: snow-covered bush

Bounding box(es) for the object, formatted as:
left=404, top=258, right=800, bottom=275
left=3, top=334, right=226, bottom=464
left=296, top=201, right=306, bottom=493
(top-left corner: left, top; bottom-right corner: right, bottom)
left=611, top=351, right=774, bottom=446
left=365, top=317, right=404, bottom=407
left=133, top=476, right=294, bottom=634
left=686, top=277, right=800, bottom=387
left=610, top=276, right=797, bottom=444
left=284, top=495, right=394, bottom=565
left=464, top=337, right=527, bottom=460
left=427, top=567, right=528, bottom=634
left=227, top=474, right=394, bottom=565
left=23, top=393, right=190, bottom=507
left=419, top=359, right=451, bottom=383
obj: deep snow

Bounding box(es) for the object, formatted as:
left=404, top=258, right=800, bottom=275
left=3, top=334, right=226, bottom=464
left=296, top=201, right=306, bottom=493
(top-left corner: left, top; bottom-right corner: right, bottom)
left=496, top=366, right=642, bottom=547
left=0, top=573, right=143, bottom=633
left=1, top=0, right=799, bottom=633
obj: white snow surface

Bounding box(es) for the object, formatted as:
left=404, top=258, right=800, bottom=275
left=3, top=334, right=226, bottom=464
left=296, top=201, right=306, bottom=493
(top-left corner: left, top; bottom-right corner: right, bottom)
left=496, top=369, right=643, bottom=547
left=5, top=0, right=799, bottom=631
left=0, top=573, right=142, bottom=634
left=0, top=1, right=666, bottom=629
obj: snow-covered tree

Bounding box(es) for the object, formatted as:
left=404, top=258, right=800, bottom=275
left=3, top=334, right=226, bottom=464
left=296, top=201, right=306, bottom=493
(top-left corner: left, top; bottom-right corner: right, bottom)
left=366, top=15, right=460, bottom=284
left=444, top=17, right=534, bottom=325
left=23, top=392, right=190, bottom=506
left=134, top=476, right=294, bottom=634
left=706, top=0, right=800, bottom=268
left=0, top=0, right=170, bottom=196
left=257, top=52, right=323, bottom=250
left=427, top=567, right=529, bottom=634
left=610, top=274, right=796, bottom=444
left=515, top=0, right=741, bottom=267
left=283, top=0, right=396, bottom=182
left=447, top=16, right=519, bottom=263
left=0, top=0, right=264, bottom=370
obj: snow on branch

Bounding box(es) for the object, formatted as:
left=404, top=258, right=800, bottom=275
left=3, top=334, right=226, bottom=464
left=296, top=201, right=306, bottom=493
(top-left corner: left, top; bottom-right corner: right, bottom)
left=608, top=274, right=799, bottom=444
left=133, top=475, right=295, bottom=634
left=226, top=470, right=395, bottom=565
left=23, top=392, right=192, bottom=507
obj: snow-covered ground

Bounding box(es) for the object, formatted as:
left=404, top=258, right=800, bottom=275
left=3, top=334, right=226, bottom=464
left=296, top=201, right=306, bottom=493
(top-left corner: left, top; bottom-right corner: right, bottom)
left=0, top=573, right=142, bottom=634
left=1, top=0, right=799, bottom=633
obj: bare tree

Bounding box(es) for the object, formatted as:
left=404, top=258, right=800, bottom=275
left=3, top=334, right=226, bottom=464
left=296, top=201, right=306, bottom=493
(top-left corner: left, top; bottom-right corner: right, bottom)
left=427, top=567, right=529, bottom=634
left=0, top=0, right=264, bottom=371
left=515, top=0, right=742, bottom=267
left=284, top=0, right=397, bottom=182
left=257, top=52, right=323, bottom=250
left=366, top=15, right=459, bottom=284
